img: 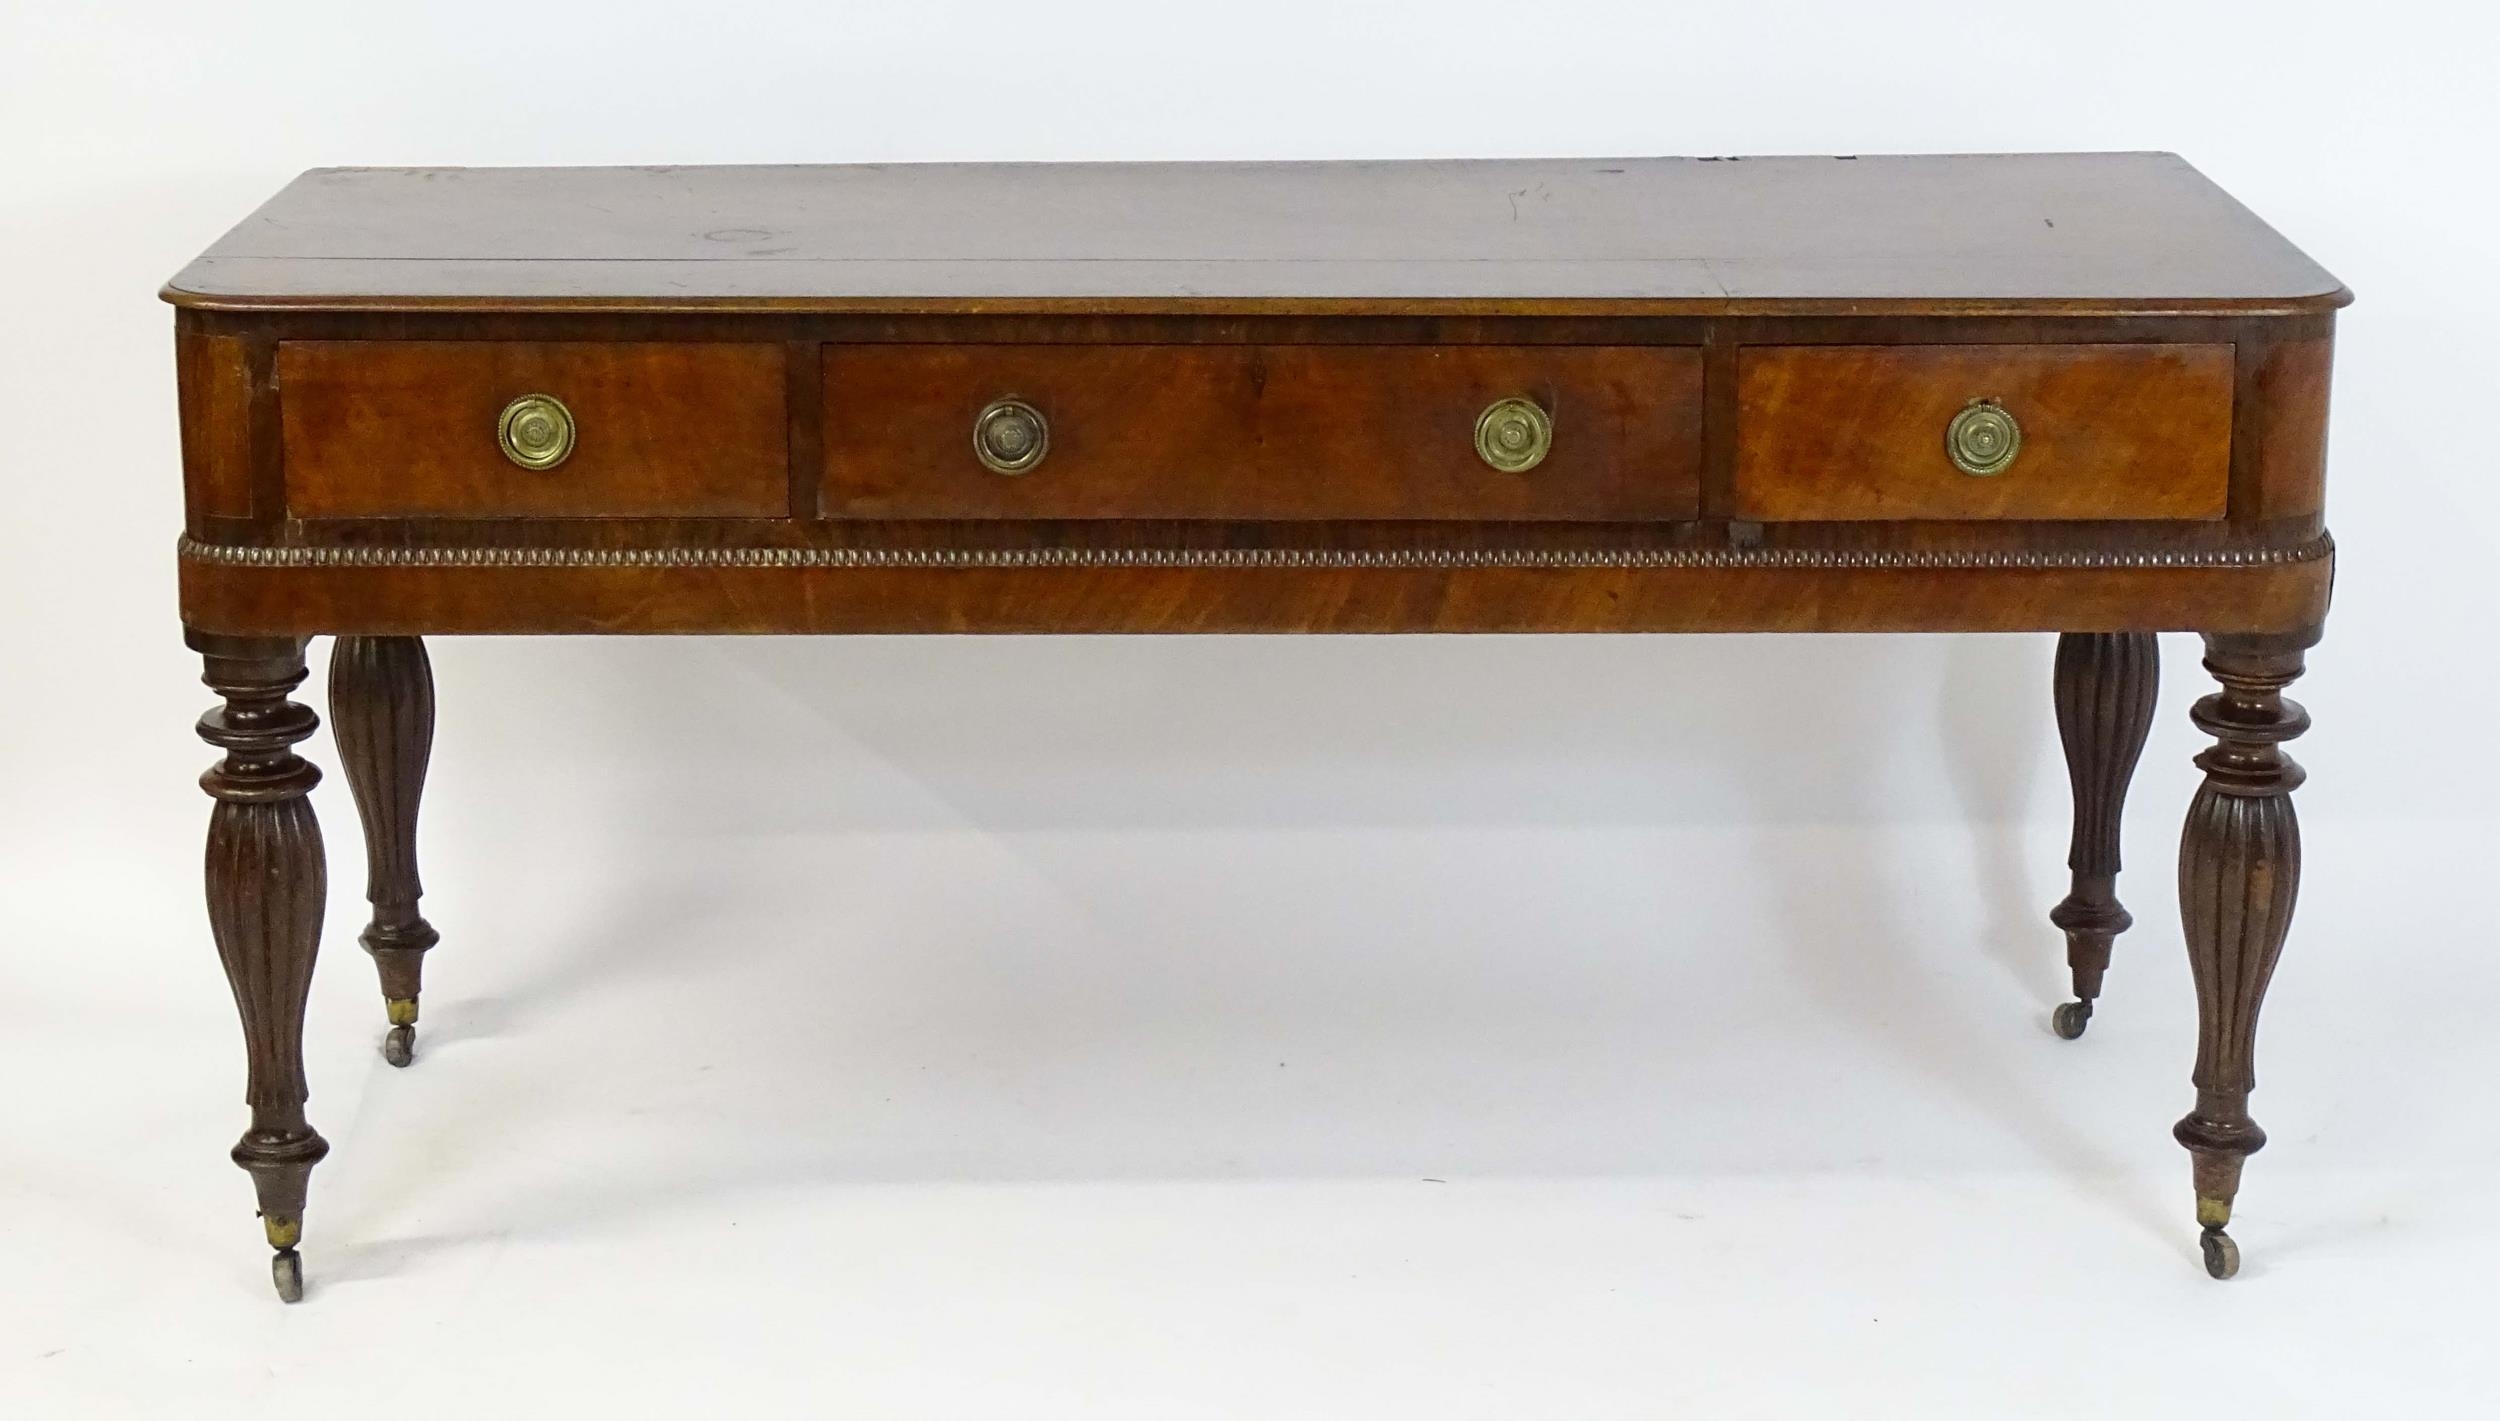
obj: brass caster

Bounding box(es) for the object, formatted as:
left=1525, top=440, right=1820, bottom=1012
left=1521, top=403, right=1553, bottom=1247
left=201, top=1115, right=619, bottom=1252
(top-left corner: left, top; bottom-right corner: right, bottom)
left=2051, top=1000, right=2093, bottom=1040
left=272, top=1247, right=305, bottom=1303
left=383, top=1023, right=416, bottom=1068
left=2199, top=1228, right=2240, bottom=1280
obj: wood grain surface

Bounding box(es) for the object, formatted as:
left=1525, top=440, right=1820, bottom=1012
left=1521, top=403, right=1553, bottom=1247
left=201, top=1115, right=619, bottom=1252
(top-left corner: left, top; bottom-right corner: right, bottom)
left=164, top=155, right=2346, bottom=315
left=1732, top=344, right=2235, bottom=521
left=823, top=344, right=1702, bottom=521
left=277, top=341, right=788, bottom=519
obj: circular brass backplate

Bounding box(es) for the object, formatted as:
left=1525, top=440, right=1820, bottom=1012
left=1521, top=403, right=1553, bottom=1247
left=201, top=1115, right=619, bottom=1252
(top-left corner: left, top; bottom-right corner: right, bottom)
left=497, top=393, right=576, bottom=471
left=973, top=398, right=1049, bottom=475
left=1946, top=399, right=2021, bottom=477
left=1474, top=396, right=1552, bottom=473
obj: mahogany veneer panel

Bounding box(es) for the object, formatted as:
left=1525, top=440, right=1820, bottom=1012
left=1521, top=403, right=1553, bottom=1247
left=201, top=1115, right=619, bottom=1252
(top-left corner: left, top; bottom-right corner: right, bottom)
left=822, top=344, right=1702, bottom=521
left=1732, top=344, right=2235, bottom=522
left=176, top=332, right=256, bottom=522
left=278, top=341, right=788, bottom=519
left=2242, top=334, right=2336, bottom=521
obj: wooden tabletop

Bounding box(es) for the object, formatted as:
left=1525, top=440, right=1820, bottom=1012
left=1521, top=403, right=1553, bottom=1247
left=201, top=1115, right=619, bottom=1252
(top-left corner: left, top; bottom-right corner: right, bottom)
left=164, top=153, right=2343, bottom=317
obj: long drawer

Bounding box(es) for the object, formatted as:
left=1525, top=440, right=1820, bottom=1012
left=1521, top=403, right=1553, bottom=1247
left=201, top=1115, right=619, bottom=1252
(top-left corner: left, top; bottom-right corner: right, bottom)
left=821, top=344, right=1704, bottom=521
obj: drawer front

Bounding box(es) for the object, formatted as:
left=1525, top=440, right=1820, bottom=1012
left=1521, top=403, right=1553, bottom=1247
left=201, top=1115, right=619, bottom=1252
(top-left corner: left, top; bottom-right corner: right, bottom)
left=822, top=345, right=1702, bottom=521
left=1733, top=344, right=2234, bottom=521
left=280, top=342, right=788, bottom=519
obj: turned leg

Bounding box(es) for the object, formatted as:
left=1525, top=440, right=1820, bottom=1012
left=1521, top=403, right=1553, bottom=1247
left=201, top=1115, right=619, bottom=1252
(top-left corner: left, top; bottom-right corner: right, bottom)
left=330, top=636, right=439, bottom=1067
left=195, top=632, right=330, bottom=1303
left=2173, top=630, right=2313, bottom=1279
left=2048, top=632, right=2159, bottom=1038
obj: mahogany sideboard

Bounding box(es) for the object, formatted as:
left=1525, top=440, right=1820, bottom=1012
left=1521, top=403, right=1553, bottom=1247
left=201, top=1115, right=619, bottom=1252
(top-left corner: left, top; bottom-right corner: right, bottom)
left=165, top=155, right=2344, bottom=1300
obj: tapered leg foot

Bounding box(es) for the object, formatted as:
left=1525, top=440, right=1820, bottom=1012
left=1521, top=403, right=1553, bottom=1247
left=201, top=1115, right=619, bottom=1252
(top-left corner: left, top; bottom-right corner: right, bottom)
left=2174, top=630, right=2312, bottom=1278
left=2193, top=1178, right=2243, bottom=1277
left=255, top=1182, right=317, bottom=1302
left=331, top=636, right=439, bottom=1066
left=197, top=632, right=331, bottom=1300
left=2049, top=632, right=2158, bottom=1036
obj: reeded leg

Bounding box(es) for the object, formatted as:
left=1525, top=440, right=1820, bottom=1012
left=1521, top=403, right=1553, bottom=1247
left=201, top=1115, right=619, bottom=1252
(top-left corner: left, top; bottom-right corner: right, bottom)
left=195, top=632, right=330, bottom=1302
left=2173, top=630, right=2313, bottom=1279
left=329, top=636, right=439, bottom=1068
left=2048, top=632, right=2159, bottom=1038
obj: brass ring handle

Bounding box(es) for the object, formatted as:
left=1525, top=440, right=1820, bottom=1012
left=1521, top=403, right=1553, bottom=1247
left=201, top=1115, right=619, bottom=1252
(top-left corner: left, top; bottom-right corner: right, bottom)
left=1474, top=396, right=1552, bottom=473
left=497, top=393, right=576, bottom=471
left=973, top=398, right=1049, bottom=475
left=1946, top=398, right=2021, bottom=477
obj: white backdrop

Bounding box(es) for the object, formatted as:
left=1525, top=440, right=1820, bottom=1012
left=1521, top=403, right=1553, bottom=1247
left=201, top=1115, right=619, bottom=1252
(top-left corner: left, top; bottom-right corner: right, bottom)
left=5, top=3, right=2497, bottom=1415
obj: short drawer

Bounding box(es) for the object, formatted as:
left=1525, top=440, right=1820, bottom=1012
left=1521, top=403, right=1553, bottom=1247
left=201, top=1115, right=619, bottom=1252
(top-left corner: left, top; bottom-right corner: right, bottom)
left=279, top=341, right=788, bottom=519
left=1732, top=344, right=2234, bottom=521
left=822, top=345, right=1702, bottom=521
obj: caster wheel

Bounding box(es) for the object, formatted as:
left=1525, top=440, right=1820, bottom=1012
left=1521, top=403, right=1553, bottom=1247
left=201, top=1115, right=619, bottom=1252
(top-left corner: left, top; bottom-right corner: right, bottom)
left=2200, top=1229, right=2240, bottom=1280
left=2051, top=1001, right=2092, bottom=1040
left=383, top=1024, right=415, bottom=1068
left=272, top=1248, right=305, bottom=1303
